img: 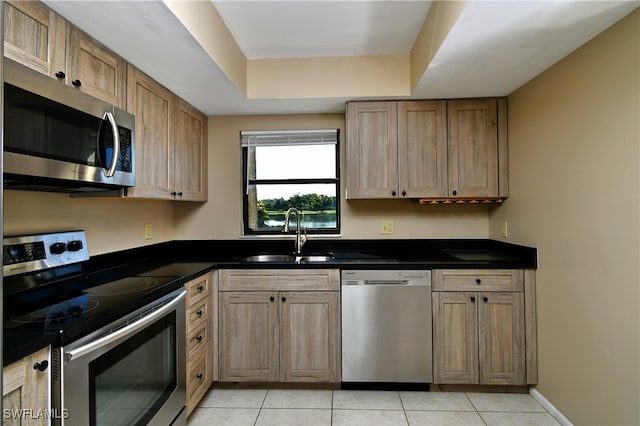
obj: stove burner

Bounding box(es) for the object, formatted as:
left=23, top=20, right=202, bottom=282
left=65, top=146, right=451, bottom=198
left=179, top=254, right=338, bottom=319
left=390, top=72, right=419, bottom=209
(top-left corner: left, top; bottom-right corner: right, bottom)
left=86, top=277, right=161, bottom=296
left=12, top=295, right=100, bottom=325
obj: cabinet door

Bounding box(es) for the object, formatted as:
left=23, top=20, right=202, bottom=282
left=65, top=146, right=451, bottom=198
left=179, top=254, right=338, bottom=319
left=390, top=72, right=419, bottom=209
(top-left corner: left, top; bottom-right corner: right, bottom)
left=279, top=291, right=340, bottom=382
left=478, top=292, right=526, bottom=385
left=126, top=66, right=175, bottom=199
left=398, top=101, right=448, bottom=198
left=447, top=99, right=498, bottom=198
left=3, top=346, right=50, bottom=426
left=433, top=292, right=479, bottom=384
left=3, top=0, right=65, bottom=77
left=219, top=292, right=279, bottom=382
left=346, top=101, right=398, bottom=198
left=175, top=98, right=208, bottom=201
left=66, top=26, right=126, bottom=108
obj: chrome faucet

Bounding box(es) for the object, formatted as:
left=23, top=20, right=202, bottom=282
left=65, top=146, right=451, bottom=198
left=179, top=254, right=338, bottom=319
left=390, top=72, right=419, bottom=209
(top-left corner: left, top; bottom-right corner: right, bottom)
left=283, top=207, right=307, bottom=255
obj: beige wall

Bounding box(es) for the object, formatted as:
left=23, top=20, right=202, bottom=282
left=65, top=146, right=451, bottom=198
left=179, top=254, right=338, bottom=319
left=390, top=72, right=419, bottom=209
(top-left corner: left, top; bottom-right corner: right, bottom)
left=489, top=10, right=640, bottom=425
left=3, top=190, right=174, bottom=256
left=2, top=112, right=489, bottom=255
left=173, top=113, right=490, bottom=240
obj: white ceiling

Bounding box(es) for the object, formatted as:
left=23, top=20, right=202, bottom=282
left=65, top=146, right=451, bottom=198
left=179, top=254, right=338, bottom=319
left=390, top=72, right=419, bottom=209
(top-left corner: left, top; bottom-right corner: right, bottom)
left=212, top=1, right=433, bottom=58
left=43, top=0, right=639, bottom=116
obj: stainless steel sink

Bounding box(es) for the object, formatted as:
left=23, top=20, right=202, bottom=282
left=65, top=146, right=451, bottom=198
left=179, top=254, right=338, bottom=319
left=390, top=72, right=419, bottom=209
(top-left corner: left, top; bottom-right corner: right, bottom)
left=240, top=254, right=295, bottom=262
left=239, top=253, right=335, bottom=263
left=298, top=254, right=335, bottom=262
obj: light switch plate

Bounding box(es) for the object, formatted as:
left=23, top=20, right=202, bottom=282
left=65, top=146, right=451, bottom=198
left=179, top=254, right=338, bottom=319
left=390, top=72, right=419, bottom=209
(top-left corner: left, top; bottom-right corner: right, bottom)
left=145, top=223, right=153, bottom=240
left=501, top=221, right=508, bottom=238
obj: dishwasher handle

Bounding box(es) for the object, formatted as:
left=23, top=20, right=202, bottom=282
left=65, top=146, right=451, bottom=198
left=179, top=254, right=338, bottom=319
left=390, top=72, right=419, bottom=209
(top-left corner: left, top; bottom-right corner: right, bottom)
left=342, top=279, right=430, bottom=286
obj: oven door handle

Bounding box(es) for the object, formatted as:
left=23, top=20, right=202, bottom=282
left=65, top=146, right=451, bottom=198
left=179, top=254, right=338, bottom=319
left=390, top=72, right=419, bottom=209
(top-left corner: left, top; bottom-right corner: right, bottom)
left=66, top=290, right=186, bottom=362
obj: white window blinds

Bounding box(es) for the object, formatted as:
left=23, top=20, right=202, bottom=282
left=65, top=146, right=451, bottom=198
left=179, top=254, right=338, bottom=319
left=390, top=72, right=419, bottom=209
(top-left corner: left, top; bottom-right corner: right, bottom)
left=241, top=129, right=338, bottom=147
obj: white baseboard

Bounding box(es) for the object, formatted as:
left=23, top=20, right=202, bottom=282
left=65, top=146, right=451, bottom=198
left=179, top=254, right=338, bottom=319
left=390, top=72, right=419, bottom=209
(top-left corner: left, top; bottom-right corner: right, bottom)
left=529, top=388, right=574, bottom=426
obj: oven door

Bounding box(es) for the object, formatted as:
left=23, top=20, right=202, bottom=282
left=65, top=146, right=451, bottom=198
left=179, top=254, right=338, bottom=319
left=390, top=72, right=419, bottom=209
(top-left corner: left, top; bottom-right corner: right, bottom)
left=53, top=289, right=186, bottom=426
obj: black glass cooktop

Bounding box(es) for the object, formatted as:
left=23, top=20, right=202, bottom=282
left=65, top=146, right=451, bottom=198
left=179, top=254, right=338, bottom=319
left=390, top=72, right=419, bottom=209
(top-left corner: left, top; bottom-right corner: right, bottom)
left=4, top=275, right=182, bottom=344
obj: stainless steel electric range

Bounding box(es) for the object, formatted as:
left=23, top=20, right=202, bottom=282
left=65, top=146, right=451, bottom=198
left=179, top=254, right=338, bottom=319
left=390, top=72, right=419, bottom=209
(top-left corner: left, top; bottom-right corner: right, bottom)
left=3, top=231, right=187, bottom=426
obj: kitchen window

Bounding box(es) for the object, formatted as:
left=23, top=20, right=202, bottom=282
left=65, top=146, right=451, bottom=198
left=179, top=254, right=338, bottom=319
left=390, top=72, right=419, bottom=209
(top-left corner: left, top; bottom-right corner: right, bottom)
left=242, top=129, right=340, bottom=235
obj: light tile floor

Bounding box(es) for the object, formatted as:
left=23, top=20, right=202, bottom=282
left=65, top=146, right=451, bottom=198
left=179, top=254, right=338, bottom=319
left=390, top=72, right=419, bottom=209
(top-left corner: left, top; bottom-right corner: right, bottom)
left=188, top=388, right=562, bottom=425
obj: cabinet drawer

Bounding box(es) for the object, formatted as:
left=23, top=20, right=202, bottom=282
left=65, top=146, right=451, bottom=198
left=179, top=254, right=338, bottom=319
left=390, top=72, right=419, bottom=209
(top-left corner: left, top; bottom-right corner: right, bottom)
left=187, top=346, right=211, bottom=414
left=186, top=273, right=211, bottom=306
left=220, top=269, right=339, bottom=291
left=187, top=321, right=210, bottom=360
left=187, top=298, right=209, bottom=334
left=433, top=269, right=523, bottom=292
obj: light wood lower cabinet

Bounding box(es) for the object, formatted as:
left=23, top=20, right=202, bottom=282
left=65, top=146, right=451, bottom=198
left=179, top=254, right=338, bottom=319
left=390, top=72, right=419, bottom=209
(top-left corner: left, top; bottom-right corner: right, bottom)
left=220, top=291, right=278, bottom=382
left=432, top=269, right=536, bottom=386
left=2, top=346, right=51, bottom=426
left=218, top=269, right=340, bottom=383
left=185, top=272, right=215, bottom=417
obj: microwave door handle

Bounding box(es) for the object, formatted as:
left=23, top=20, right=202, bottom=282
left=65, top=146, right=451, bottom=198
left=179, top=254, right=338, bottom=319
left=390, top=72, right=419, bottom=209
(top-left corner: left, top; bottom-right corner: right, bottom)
left=102, top=112, right=120, bottom=177
left=65, top=290, right=186, bottom=362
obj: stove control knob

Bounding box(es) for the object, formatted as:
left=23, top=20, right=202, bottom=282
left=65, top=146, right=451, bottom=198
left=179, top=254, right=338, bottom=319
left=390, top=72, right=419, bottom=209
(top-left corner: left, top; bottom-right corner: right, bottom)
left=50, top=242, right=67, bottom=255
left=67, top=240, right=84, bottom=252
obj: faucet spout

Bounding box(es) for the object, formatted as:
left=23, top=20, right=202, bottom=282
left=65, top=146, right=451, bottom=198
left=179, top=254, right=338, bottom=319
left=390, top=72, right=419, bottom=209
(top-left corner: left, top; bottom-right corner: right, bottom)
left=283, top=207, right=307, bottom=255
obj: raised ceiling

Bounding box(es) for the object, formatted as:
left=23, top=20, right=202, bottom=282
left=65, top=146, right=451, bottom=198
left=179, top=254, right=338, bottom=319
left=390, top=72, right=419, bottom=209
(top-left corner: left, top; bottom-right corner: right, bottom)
left=43, top=1, right=638, bottom=115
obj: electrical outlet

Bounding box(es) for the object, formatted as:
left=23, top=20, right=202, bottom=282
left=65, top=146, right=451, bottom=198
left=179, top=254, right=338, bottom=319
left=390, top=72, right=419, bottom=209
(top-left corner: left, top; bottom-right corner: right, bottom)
left=501, top=221, right=508, bottom=238
left=380, top=220, right=395, bottom=235
left=145, top=223, right=153, bottom=240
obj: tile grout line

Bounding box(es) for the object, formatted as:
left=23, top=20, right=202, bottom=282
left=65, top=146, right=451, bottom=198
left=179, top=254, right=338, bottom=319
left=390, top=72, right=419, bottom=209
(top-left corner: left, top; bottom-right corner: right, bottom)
left=397, top=391, right=411, bottom=426
left=465, top=392, right=489, bottom=426
left=252, top=388, right=269, bottom=426
left=330, top=390, right=334, bottom=426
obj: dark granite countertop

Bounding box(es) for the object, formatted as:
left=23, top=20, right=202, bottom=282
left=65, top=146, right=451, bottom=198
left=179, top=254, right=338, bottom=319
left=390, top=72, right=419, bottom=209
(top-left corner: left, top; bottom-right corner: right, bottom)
left=4, top=238, right=536, bottom=365
left=167, top=238, right=537, bottom=270
left=4, top=330, right=59, bottom=367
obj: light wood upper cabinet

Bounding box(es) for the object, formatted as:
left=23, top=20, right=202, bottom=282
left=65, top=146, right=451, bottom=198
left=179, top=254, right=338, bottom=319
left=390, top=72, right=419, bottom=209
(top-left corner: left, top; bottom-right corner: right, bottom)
left=126, top=66, right=208, bottom=201
left=3, top=0, right=65, bottom=78
left=346, top=101, right=398, bottom=198
left=126, top=66, right=175, bottom=199
left=448, top=98, right=498, bottom=198
left=4, top=1, right=126, bottom=107
left=432, top=269, right=532, bottom=386
left=175, top=99, right=208, bottom=201
left=66, top=26, right=126, bottom=108
left=346, top=99, right=449, bottom=199
left=218, top=269, right=340, bottom=383
left=346, top=98, right=508, bottom=200
left=398, top=101, right=448, bottom=198
left=3, top=346, right=50, bottom=426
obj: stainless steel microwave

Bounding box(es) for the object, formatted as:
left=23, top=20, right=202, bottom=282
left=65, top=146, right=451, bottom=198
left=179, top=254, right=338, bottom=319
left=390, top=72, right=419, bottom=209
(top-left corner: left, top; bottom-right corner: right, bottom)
left=3, top=59, right=135, bottom=192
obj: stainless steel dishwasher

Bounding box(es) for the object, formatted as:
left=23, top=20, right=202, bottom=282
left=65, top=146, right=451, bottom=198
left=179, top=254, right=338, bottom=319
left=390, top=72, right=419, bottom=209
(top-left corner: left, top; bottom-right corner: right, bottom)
left=341, top=270, right=432, bottom=384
